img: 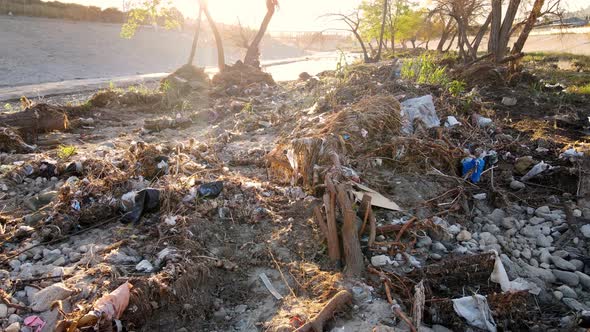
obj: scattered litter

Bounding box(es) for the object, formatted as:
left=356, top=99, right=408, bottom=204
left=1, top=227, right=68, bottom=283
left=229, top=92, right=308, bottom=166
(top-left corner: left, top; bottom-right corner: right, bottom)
left=490, top=252, right=540, bottom=295
left=444, top=116, right=460, bottom=127
left=371, top=255, right=393, bottom=266
left=452, top=295, right=497, bottom=332
left=474, top=114, right=493, bottom=128
left=560, top=148, right=584, bottom=159
left=400, top=95, right=440, bottom=134
left=23, top=315, right=45, bottom=332
left=259, top=273, right=283, bottom=300
left=461, top=157, right=486, bottom=183
left=521, top=161, right=551, bottom=181
left=120, top=188, right=161, bottom=224
left=351, top=182, right=401, bottom=211
left=198, top=181, right=224, bottom=198
left=77, top=282, right=132, bottom=328
left=473, top=193, right=487, bottom=200
left=164, top=215, right=177, bottom=226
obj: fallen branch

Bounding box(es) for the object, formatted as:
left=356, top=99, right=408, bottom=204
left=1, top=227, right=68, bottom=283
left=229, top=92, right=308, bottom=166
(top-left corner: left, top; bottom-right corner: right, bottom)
left=295, top=290, right=352, bottom=332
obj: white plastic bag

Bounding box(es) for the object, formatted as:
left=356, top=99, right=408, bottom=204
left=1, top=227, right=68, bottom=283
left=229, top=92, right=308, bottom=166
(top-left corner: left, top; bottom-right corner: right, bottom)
left=400, top=95, right=440, bottom=134
left=452, top=295, right=497, bottom=332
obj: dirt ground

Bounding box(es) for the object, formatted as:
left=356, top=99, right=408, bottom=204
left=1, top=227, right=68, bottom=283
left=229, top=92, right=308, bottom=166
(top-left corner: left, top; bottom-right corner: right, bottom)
left=0, top=54, right=589, bottom=332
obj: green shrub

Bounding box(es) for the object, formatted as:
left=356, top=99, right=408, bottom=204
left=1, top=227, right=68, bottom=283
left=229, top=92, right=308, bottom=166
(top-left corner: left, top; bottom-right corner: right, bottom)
left=57, top=145, right=77, bottom=160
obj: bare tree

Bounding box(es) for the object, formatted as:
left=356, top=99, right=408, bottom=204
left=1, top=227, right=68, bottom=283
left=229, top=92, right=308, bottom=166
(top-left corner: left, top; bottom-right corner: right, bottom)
left=323, top=11, right=372, bottom=63
left=375, top=0, right=389, bottom=61
left=200, top=1, right=225, bottom=71
left=244, top=0, right=279, bottom=67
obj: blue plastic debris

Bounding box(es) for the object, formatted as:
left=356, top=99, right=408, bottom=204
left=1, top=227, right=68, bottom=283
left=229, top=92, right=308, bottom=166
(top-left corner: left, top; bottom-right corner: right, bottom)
left=462, top=157, right=486, bottom=183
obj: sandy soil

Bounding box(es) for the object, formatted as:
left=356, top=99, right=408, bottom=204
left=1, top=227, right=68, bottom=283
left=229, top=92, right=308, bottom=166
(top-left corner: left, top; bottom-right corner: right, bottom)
left=0, top=15, right=304, bottom=87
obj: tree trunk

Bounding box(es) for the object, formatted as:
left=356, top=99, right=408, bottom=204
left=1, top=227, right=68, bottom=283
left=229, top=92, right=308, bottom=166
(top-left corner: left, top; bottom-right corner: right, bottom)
left=496, top=0, right=522, bottom=61
left=411, top=39, right=416, bottom=48
left=444, top=32, right=457, bottom=52
left=352, top=30, right=371, bottom=63
left=437, top=19, right=453, bottom=52
left=375, top=0, right=388, bottom=61
left=244, top=0, right=277, bottom=67
left=0, top=104, right=69, bottom=143
left=187, top=7, right=202, bottom=65
left=202, top=6, right=225, bottom=71
left=336, top=185, right=364, bottom=278
left=472, top=12, right=492, bottom=56
left=488, top=0, right=502, bottom=56
left=512, top=0, right=545, bottom=55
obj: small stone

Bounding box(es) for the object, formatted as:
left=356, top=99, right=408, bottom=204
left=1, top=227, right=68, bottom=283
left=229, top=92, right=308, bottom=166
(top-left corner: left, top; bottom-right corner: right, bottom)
left=522, top=248, right=532, bottom=260
left=479, top=232, right=497, bottom=245
left=416, top=236, right=432, bottom=248
left=502, top=96, right=517, bottom=106
left=512, top=249, right=521, bottom=258
left=551, top=256, right=576, bottom=271
left=136, top=260, right=154, bottom=272
left=488, top=209, right=506, bottom=224
left=536, top=235, right=552, bottom=248
left=4, top=322, right=20, bottom=332
left=553, top=270, right=579, bottom=287
left=52, top=256, right=66, bottom=266
left=0, top=303, right=7, bottom=318
left=430, top=253, right=442, bottom=260
left=580, top=224, right=590, bottom=238
left=540, top=263, right=550, bottom=269
left=575, top=271, right=590, bottom=290
left=8, top=259, right=21, bottom=271
left=553, top=290, right=563, bottom=301
left=562, top=298, right=590, bottom=312
left=431, top=242, right=447, bottom=253
left=234, top=304, right=247, bottom=314
left=483, top=224, right=501, bottom=234
left=501, top=217, right=516, bottom=229
left=573, top=209, right=582, bottom=217
left=553, top=250, right=569, bottom=258
left=535, top=206, right=551, bottom=217
left=540, top=250, right=551, bottom=264
left=530, top=258, right=539, bottom=267
left=529, top=217, right=545, bottom=225
left=448, top=224, right=461, bottom=235
left=8, top=314, right=21, bottom=324
left=510, top=180, right=526, bottom=190
left=456, top=230, right=471, bottom=241
left=557, top=285, right=577, bottom=298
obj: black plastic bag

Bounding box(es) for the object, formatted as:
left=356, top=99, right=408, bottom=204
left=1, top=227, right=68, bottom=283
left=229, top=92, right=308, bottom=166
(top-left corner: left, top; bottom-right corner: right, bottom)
left=197, top=181, right=223, bottom=198
left=121, top=188, right=161, bottom=224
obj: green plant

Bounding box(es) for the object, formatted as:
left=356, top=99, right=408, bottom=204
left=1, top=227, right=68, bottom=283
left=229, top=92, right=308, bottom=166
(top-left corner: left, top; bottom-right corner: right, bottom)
left=567, top=83, right=590, bottom=95
left=160, top=80, right=172, bottom=92
left=109, top=81, right=116, bottom=90
left=3, top=103, right=14, bottom=112
left=401, top=53, right=449, bottom=85
left=242, top=102, right=253, bottom=113
left=448, top=80, right=466, bottom=96
left=57, top=145, right=77, bottom=159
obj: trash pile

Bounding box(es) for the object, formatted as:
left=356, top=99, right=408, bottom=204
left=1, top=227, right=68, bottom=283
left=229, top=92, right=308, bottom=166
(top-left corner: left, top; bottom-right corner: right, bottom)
left=0, top=58, right=588, bottom=332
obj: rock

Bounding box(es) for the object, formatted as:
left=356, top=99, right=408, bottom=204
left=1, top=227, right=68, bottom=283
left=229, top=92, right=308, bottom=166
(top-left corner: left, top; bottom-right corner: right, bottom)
left=557, top=285, right=577, bottom=298
left=448, top=224, right=461, bottom=235
left=512, top=249, right=521, bottom=258
left=553, top=250, right=569, bottom=258
left=510, top=180, right=526, bottom=191
left=432, top=325, right=454, bottom=332
left=23, top=191, right=58, bottom=211
left=518, top=260, right=556, bottom=283
left=501, top=217, right=516, bottom=229
left=431, top=242, right=447, bottom=253
left=536, top=235, right=552, bottom=248
left=136, top=260, right=154, bottom=272
left=562, top=298, right=589, bottom=312
left=479, top=232, right=497, bottom=245
left=502, top=96, right=517, bottom=106
left=535, top=206, right=551, bottom=217
left=456, top=230, right=471, bottom=241
left=573, top=209, right=582, bottom=217
left=553, top=290, right=563, bottom=301
left=580, top=224, right=590, bottom=239
left=52, top=256, right=66, bottom=266
left=5, top=322, right=20, bottom=332
left=8, top=259, right=21, bottom=271
left=30, top=283, right=74, bottom=312
left=515, top=156, right=535, bottom=175
left=575, top=271, right=590, bottom=289
left=553, top=270, right=579, bottom=287
left=371, top=255, right=393, bottom=267
left=528, top=217, right=545, bottom=225
left=482, top=224, right=501, bottom=234
left=488, top=209, right=505, bottom=224
left=105, top=250, right=140, bottom=265
left=234, top=304, right=248, bottom=314
left=539, top=250, right=551, bottom=264
left=0, top=303, right=7, bottom=318
left=522, top=248, right=532, bottom=260
left=551, top=256, right=576, bottom=271
left=416, top=236, right=432, bottom=248
left=8, top=314, right=21, bottom=324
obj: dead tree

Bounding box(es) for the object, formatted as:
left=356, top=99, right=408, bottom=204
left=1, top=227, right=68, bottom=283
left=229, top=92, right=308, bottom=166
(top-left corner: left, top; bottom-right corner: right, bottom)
left=323, top=11, right=372, bottom=63
left=375, top=0, right=389, bottom=61
left=244, top=0, right=279, bottom=68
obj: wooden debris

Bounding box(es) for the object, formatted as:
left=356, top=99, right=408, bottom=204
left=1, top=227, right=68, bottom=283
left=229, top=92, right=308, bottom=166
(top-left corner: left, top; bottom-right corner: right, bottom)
left=294, top=290, right=352, bottom=332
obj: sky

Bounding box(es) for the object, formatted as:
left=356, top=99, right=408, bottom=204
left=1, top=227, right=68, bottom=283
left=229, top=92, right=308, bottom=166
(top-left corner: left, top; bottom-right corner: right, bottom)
left=44, top=0, right=589, bottom=31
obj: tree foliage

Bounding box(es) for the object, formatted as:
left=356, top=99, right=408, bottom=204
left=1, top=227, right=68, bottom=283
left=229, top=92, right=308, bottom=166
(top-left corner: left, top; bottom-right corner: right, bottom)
left=120, top=0, right=183, bottom=39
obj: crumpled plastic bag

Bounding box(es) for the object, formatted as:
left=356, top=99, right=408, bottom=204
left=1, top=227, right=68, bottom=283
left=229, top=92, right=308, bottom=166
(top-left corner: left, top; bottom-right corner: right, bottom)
left=521, top=161, right=551, bottom=182
left=121, top=188, right=160, bottom=224
left=452, top=294, right=497, bottom=332
left=400, top=95, right=440, bottom=134
left=197, top=181, right=224, bottom=198
left=490, top=251, right=541, bottom=295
